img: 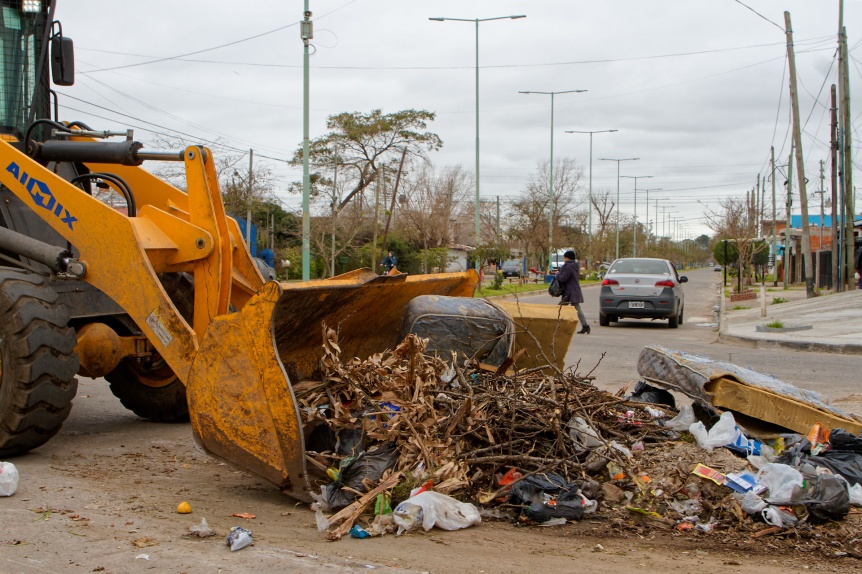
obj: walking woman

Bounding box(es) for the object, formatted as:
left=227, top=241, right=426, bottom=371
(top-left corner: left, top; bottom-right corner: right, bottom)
left=556, top=250, right=590, bottom=334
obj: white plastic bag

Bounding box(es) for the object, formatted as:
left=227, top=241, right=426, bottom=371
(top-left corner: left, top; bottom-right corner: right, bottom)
left=847, top=482, right=862, bottom=507
left=689, top=411, right=740, bottom=450
left=0, top=461, right=19, bottom=496
left=664, top=404, right=697, bottom=431
left=392, top=491, right=481, bottom=534
left=757, top=463, right=804, bottom=504
left=740, top=491, right=768, bottom=515
left=566, top=416, right=604, bottom=449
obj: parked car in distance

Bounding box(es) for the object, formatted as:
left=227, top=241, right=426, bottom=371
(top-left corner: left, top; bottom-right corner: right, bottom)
left=254, top=257, right=277, bottom=281
left=714, top=265, right=722, bottom=272
left=599, top=258, right=687, bottom=329
left=500, top=259, right=522, bottom=278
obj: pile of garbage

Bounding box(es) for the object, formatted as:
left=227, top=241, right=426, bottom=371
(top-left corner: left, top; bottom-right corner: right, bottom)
left=300, top=331, right=862, bottom=553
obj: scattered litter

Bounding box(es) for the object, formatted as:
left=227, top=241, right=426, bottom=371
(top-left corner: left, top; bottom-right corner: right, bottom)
left=0, top=461, right=19, bottom=497
left=188, top=517, right=216, bottom=538
left=392, top=491, right=481, bottom=534
left=231, top=513, right=256, bottom=519
left=176, top=501, right=192, bottom=514
left=226, top=526, right=253, bottom=551
left=349, top=525, right=372, bottom=539
left=132, top=537, right=158, bottom=548
left=135, top=554, right=149, bottom=561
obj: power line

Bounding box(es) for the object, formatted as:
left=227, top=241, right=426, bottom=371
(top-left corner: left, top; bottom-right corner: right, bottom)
left=731, top=0, right=786, bottom=32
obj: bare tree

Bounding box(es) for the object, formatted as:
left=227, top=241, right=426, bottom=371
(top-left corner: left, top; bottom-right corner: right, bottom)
left=509, top=158, right=584, bottom=268
left=399, top=164, right=472, bottom=272
left=703, top=194, right=766, bottom=286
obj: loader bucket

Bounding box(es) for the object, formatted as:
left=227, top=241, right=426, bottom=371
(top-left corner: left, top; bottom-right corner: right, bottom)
left=185, top=269, right=477, bottom=502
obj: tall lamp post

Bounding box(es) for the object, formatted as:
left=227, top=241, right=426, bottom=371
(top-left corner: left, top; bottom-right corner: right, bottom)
left=620, top=175, right=652, bottom=257
left=430, top=14, right=526, bottom=269
left=599, top=157, right=639, bottom=260
left=519, top=90, right=587, bottom=272
left=565, top=129, right=617, bottom=270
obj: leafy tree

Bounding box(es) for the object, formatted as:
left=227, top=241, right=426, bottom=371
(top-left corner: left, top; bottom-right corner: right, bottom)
left=713, top=241, right=739, bottom=266
left=291, top=109, right=443, bottom=214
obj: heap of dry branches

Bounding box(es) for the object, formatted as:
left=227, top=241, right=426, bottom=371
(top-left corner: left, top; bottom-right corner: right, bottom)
left=294, top=327, right=674, bottom=501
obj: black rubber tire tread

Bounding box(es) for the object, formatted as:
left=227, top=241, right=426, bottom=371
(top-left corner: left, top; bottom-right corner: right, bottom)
left=105, top=361, right=189, bottom=423
left=669, top=309, right=680, bottom=329
left=104, top=272, right=191, bottom=423
left=0, top=268, right=79, bottom=457
left=599, top=314, right=610, bottom=327
left=679, top=306, right=684, bottom=325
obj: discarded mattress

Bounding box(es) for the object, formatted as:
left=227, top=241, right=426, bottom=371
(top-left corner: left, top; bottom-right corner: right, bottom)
left=401, top=295, right=514, bottom=367
left=636, top=345, right=862, bottom=436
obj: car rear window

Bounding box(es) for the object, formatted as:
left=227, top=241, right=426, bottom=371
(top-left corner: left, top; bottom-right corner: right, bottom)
left=609, top=260, right=669, bottom=275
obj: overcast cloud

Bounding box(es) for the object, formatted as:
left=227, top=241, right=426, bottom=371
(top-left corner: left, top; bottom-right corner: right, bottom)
left=58, top=0, right=862, bottom=238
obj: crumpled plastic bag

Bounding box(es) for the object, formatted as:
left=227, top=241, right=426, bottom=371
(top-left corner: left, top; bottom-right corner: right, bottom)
left=0, top=461, right=19, bottom=497
left=689, top=411, right=740, bottom=450
left=392, top=491, right=481, bottom=534
left=324, top=443, right=400, bottom=510
left=188, top=517, right=216, bottom=538
left=757, top=463, right=804, bottom=504
left=226, top=526, right=253, bottom=551
left=848, top=482, right=862, bottom=506
left=664, top=405, right=697, bottom=431
left=798, top=473, right=850, bottom=522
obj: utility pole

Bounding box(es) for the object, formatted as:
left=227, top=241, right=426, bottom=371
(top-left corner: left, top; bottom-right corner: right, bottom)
left=600, top=157, right=639, bottom=260
left=330, top=148, right=338, bottom=277
left=621, top=175, right=652, bottom=257
left=301, top=4, right=312, bottom=281
left=831, top=85, right=840, bottom=292
left=771, top=146, right=778, bottom=287
left=785, top=11, right=815, bottom=297
left=785, top=148, right=793, bottom=289
left=245, top=149, right=253, bottom=247
left=839, top=19, right=854, bottom=290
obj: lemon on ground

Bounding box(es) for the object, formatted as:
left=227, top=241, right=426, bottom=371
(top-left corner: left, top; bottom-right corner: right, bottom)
left=177, top=501, right=192, bottom=514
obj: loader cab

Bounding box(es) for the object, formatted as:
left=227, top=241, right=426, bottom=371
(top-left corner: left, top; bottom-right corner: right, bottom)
left=0, top=0, right=73, bottom=142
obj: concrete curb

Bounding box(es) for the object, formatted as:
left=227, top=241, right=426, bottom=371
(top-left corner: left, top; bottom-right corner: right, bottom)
left=718, top=332, right=862, bottom=356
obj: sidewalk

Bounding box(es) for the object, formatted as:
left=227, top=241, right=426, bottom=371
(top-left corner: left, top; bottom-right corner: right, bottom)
left=719, top=286, right=862, bottom=355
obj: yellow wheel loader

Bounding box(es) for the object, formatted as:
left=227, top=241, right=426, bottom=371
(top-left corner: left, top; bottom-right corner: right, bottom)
left=0, top=1, right=577, bottom=502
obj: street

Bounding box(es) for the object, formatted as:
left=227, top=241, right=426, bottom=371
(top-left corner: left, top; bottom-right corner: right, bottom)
left=3, top=268, right=860, bottom=574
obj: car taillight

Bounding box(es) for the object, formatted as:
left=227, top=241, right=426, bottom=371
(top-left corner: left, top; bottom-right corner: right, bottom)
left=603, top=278, right=618, bottom=286
left=655, top=280, right=674, bottom=287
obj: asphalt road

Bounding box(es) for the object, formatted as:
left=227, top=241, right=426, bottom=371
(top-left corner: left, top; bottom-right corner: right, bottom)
left=523, top=267, right=861, bottom=411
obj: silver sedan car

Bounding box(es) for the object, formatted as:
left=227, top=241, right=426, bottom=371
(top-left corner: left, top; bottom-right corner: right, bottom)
left=598, top=258, right=688, bottom=328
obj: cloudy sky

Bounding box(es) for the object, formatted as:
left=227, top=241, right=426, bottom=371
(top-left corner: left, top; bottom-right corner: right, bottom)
left=57, top=0, right=861, bottom=239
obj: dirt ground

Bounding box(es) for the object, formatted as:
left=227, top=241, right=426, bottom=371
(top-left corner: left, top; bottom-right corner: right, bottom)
left=3, top=378, right=862, bottom=574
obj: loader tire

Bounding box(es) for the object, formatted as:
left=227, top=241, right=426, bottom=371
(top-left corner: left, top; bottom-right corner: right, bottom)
left=105, top=359, right=189, bottom=423
left=0, top=269, right=79, bottom=457
left=105, top=271, right=191, bottom=423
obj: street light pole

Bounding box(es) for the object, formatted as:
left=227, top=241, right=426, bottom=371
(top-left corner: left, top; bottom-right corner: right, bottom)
left=565, top=129, right=617, bottom=270
left=430, top=14, right=526, bottom=269
left=621, top=175, right=652, bottom=257
left=599, top=157, right=639, bottom=260
left=520, top=90, right=587, bottom=272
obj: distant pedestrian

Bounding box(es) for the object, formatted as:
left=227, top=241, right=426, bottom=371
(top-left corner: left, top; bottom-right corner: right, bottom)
left=556, top=250, right=590, bottom=334
left=381, top=251, right=397, bottom=274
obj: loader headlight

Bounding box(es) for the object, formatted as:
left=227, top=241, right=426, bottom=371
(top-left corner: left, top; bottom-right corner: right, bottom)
left=22, top=0, right=42, bottom=13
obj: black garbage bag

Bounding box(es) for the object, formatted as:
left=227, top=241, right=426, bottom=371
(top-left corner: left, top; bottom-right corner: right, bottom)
left=323, top=442, right=400, bottom=510
left=778, top=437, right=862, bottom=486
left=508, top=473, right=570, bottom=506
left=798, top=473, right=850, bottom=522
left=627, top=381, right=676, bottom=409
left=829, top=429, right=862, bottom=453
left=523, top=486, right=585, bottom=523
left=507, top=472, right=594, bottom=523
